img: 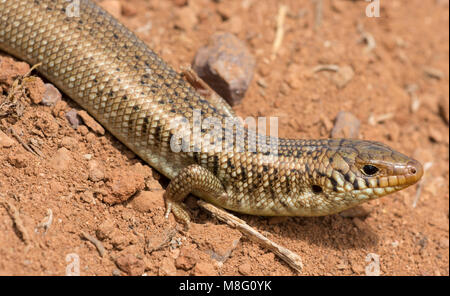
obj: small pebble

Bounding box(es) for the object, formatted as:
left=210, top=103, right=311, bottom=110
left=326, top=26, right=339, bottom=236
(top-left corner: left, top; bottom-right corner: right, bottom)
left=42, top=83, right=62, bottom=106
left=285, top=65, right=303, bottom=90
left=350, top=262, right=365, bottom=274
left=193, top=32, right=255, bottom=106
left=49, top=147, right=72, bottom=171
left=121, top=1, right=138, bottom=16
left=80, top=191, right=94, bottom=204
left=65, top=109, right=81, bottom=129
left=104, top=166, right=146, bottom=204
left=85, top=132, right=97, bottom=143
left=238, top=263, right=252, bottom=275
left=7, top=154, right=27, bottom=168
left=78, top=125, right=89, bottom=136
left=52, top=100, right=68, bottom=118
left=88, top=160, right=105, bottom=182
left=332, top=66, right=354, bottom=88
left=174, top=6, right=198, bottom=31
left=331, top=111, right=360, bottom=138
left=60, top=136, right=79, bottom=151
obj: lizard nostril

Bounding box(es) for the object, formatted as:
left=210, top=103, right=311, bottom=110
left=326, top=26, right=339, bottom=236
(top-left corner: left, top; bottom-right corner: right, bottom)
left=407, top=160, right=423, bottom=182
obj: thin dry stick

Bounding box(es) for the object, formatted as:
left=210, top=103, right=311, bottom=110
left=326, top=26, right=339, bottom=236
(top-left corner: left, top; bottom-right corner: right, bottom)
left=81, top=231, right=106, bottom=257
left=8, top=127, right=39, bottom=157
left=197, top=200, right=303, bottom=273
left=368, top=113, right=394, bottom=126
left=312, top=64, right=340, bottom=73
left=0, top=198, right=31, bottom=245
left=314, top=0, right=323, bottom=30
left=271, top=4, right=288, bottom=60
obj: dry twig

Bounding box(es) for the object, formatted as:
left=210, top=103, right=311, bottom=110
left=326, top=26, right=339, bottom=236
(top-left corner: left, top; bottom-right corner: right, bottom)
left=271, top=4, right=288, bottom=60
left=81, top=231, right=106, bottom=257
left=8, top=127, right=40, bottom=157
left=197, top=200, right=303, bottom=273
left=0, top=196, right=31, bottom=245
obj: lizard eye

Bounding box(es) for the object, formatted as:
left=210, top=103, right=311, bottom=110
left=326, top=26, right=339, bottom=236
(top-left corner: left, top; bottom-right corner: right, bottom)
left=362, top=164, right=379, bottom=176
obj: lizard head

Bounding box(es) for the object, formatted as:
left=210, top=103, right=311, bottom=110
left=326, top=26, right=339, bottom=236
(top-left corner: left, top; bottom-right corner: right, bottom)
left=300, top=139, right=423, bottom=215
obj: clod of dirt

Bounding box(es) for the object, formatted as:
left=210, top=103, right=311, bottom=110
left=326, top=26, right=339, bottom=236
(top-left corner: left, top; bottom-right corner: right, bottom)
left=285, top=64, right=304, bottom=90
left=238, top=263, right=252, bottom=275
left=192, top=261, right=217, bottom=276
left=96, top=219, right=116, bottom=241
left=88, top=160, right=105, bottom=182
left=104, top=165, right=147, bottom=204
left=115, top=253, right=146, bottom=276
left=0, top=130, right=15, bottom=148
left=331, top=66, right=355, bottom=88
left=24, top=77, right=45, bottom=104
left=0, top=56, right=30, bottom=86
left=129, top=190, right=164, bottom=213
left=158, top=257, right=178, bottom=276
left=24, top=110, right=59, bottom=138
left=175, top=246, right=199, bottom=270
left=60, top=136, right=79, bottom=151
left=189, top=223, right=241, bottom=263
left=174, top=6, right=198, bottom=31
left=49, top=147, right=72, bottom=171
left=7, top=154, right=28, bottom=168
left=51, top=100, right=68, bottom=118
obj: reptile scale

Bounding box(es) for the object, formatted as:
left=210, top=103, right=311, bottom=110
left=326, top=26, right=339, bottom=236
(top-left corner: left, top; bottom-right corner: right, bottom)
left=0, top=0, right=423, bottom=226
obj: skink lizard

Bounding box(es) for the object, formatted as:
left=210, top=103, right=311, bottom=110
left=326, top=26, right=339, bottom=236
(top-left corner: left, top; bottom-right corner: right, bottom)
left=0, top=0, right=423, bottom=226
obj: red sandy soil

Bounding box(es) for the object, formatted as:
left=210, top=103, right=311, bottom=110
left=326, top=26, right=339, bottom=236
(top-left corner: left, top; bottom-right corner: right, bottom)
left=0, top=0, right=448, bottom=275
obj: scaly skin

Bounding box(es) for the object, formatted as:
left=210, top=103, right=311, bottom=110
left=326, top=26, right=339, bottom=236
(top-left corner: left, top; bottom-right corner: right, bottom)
left=0, top=0, right=423, bottom=225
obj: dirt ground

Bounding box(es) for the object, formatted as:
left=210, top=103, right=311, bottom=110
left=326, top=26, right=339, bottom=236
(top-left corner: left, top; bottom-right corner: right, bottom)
left=0, top=0, right=448, bottom=276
